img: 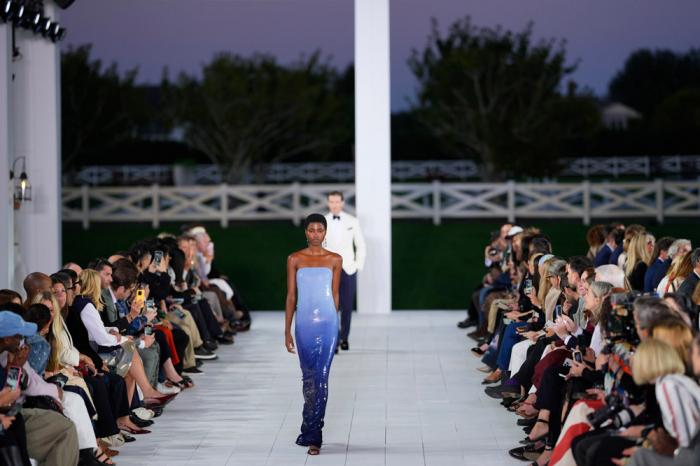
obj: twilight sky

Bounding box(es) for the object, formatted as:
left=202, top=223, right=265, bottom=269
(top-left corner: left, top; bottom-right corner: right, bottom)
left=60, top=0, right=700, bottom=111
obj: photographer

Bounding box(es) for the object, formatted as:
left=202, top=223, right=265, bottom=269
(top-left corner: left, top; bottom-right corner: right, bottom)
left=616, top=338, right=700, bottom=465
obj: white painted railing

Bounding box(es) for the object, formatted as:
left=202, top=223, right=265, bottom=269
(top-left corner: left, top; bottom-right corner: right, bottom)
left=62, top=180, right=700, bottom=229
left=67, top=156, right=700, bottom=186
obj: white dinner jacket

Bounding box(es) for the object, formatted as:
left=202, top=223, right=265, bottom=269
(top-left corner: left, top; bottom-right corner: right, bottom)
left=323, top=211, right=366, bottom=275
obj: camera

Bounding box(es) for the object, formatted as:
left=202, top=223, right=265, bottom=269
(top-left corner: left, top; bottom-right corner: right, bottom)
left=587, top=393, right=637, bottom=429
left=144, top=325, right=153, bottom=336
left=605, top=292, right=640, bottom=346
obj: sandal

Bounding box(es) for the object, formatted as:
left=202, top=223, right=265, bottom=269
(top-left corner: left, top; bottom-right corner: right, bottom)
left=307, top=445, right=320, bottom=455
left=94, top=448, right=115, bottom=465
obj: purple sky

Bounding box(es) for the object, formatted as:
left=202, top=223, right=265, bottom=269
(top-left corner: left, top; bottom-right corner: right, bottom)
left=60, top=0, right=700, bottom=111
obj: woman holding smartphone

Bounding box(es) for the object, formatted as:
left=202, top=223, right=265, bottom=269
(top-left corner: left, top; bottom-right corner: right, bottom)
left=284, top=213, right=342, bottom=456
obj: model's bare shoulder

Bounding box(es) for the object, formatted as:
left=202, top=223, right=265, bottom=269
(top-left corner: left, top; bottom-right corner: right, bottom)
left=287, top=251, right=303, bottom=264
left=329, top=252, right=343, bottom=264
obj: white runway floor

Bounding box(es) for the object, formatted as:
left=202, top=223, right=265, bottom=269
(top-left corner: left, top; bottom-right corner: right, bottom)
left=115, top=311, right=523, bottom=466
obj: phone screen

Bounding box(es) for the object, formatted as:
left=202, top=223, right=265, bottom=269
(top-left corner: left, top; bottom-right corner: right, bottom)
left=154, top=250, right=163, bottom=267
left=574, top=352, right=583, bottom=363
left=554, top=304, right=562, bottom=319
left=5, top=366, right=21, bottom=390
left=144, top=326, right=153, bottom=336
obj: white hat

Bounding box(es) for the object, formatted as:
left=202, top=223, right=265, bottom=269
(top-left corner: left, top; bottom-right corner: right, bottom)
left=506, top=226, right=524, bottom=237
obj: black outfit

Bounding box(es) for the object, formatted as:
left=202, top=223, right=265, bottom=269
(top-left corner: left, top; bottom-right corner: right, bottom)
left=678, top=271, right=700, bottom=298
left=65, top=298, right=104, bottom=368
left=628, top=261, right=648, bottom=292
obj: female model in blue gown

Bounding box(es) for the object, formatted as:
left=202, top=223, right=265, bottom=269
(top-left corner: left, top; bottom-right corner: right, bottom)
left=285, top=213, right=342, bottom=456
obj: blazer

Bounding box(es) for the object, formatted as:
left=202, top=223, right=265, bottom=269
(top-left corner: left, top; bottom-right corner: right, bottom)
left=678, top=272, right=700, bottom=298
left=323, top=211, right=366, bottom=275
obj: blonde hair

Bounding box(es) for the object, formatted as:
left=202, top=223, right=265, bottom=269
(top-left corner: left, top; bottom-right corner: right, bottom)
left=586, top=281, right=613, bottom=323
left=651, top=317, right=693, bottom=366
left=537, top=257, right=557, bottom=307
left=632, top=338, right=685, bottom=385
left=625, top=233, right=652, bottom=277
left=79, top=269, right=103, bottom=311
left=667, top=253, right=693, bottom=284
left=31, top=291, right=63, bottom=372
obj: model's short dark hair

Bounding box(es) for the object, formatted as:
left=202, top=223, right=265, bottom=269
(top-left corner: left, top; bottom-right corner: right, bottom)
left=327, top=191, right=344, bottom=201
left=304, top=213, right=327, bottom=230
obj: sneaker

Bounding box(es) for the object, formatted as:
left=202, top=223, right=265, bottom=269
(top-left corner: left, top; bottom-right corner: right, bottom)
left=157, top=382, right=182, bottom=395
left=132, top=407, right=155, bottom=421
left=194, top=346, right=218, bottom=360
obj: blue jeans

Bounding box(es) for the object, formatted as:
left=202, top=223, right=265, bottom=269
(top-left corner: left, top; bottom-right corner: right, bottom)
left=496, top=321, right=528, bottom=371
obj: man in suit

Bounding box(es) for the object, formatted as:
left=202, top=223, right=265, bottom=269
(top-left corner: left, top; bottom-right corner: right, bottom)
left=678, top=248, right=700, bottom=298
left=324, top=191, right=366, bottom=351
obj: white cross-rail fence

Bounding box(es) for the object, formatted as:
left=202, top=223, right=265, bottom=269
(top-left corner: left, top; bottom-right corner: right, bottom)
left=67, top=155, right=700, bottom=186
left=62, top=180, right=700, bottom=229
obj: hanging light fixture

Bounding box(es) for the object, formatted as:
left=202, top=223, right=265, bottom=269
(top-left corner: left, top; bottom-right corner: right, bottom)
left=10, top=157, right=32, bottom=208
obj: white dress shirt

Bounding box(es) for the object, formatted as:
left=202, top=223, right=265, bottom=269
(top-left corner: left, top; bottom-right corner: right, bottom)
left=80, top=301, right=120, bottom=347
left=324, top=211, right=366, bottom=275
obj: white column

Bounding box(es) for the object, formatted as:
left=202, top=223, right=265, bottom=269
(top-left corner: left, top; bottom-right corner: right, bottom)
left=12, top=2, right=62, bottom=283
left=354, top=0, right=392, bottom=314
left=0, top=24, right=15, bottom=289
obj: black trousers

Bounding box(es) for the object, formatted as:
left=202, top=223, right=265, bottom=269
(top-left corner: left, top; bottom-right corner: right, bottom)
left=572, top=429, right=636, bottom=466
left=83, top=375, right=120, bottom=438
left=0, top=412, right=30, bottom=466
left=338, top=270, right=357, bottom=341
left=171, top=327, right=189, bottom=373
left=513, top=337, right=549, bottom=391
left=185, top=301, right=222, bottom=342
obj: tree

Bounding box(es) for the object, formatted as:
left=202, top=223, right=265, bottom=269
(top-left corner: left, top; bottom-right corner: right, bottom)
left=609, top=49, right=700, bottom=118
left=61, top=45, right=144, bottom=170
left=408, top=17, right=600, bottom=179
left=167, top=53, right=352, bottom=183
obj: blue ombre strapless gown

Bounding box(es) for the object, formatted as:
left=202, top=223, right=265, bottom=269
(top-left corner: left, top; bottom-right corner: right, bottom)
left=294, top=267, right=339, bottom=447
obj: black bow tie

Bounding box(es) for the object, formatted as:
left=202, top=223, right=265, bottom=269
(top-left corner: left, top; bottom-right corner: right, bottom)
left=333, top=215, right=340, bottom=220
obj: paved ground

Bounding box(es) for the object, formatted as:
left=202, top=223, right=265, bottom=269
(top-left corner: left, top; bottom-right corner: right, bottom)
left=115, top=311, right=522, bottom=466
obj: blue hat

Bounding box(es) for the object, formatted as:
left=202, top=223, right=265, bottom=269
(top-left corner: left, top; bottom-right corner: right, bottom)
left=0, top=311, right=37, bottom=338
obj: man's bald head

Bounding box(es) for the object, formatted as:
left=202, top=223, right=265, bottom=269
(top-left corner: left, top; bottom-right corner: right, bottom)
left=63, top=262, right=83, bottom=275
left=23, top=272, right=52, bottom=305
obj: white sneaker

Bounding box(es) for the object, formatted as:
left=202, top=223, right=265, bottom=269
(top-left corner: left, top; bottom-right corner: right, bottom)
left=132, top=407, right=155, bottom=421
left=157, top=382, right=181, bottom=395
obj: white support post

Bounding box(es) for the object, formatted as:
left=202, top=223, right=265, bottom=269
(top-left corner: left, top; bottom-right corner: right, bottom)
left=355, top=0, right=391, bottom=314
left=0, top=24, right=15, bottom=289
left=13, top=3, right=62, bottom=281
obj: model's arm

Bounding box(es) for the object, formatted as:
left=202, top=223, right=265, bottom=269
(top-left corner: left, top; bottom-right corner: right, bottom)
left=285, top=255, right=297, bottom=353
left=332, top=255, right=341, bottom=311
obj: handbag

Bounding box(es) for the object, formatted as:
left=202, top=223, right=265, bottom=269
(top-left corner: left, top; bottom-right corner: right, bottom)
left=102, top=340, right=136, bottom=377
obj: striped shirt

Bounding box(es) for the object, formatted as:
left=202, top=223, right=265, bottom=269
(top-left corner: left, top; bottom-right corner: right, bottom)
left=656, top=374, right=700, bottom=447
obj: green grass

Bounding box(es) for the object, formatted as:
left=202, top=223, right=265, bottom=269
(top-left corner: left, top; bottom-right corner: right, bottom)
left=63, top=219, right=700, bottom=310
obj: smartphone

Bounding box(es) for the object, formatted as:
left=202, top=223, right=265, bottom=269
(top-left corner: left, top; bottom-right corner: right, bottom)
left=524, top=279, right=533, bottom=294
left=134, top=289, right=145, bottom=309
left=554, top=304, right=563, bottom=319
left=144, top=326, right=153, bottom=336
left=5, top=366, right=22, bottom=390
left=153, top=250, right=163, bottom=268
left=170, top=297, right=184, bottom=305
left=573, top=351, right=583, bottom=363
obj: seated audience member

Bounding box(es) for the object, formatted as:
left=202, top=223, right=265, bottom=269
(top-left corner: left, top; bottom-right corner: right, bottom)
left=0, top=311, right=80, bottom=466
left=677, top=248, right=700, bottom=298
left=644, top=236, right=675, bottom=293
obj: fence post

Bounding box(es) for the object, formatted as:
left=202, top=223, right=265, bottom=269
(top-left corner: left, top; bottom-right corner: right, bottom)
left=582, top=179, right=591, bottom=225
left=292, top=182, right=301, bottom=226
left=151, top=184, right=160, bottom=229
left=81, top=185, right=90, bottom=230
left=656, top=179, right=664, bottom=223
left=220, top=183, right=228, bottom=228
left=432, top=179, right=441, bottom=225
left=507, top=180, right=516, bottom=223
